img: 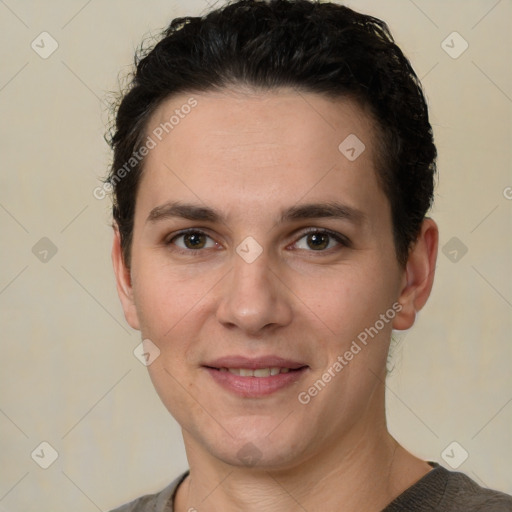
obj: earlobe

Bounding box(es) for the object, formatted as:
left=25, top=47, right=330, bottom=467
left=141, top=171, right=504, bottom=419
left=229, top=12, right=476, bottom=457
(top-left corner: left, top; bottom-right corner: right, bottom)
left=392, top=218, right=439, bottom=331
left=111, top=225, right=140, bottom=331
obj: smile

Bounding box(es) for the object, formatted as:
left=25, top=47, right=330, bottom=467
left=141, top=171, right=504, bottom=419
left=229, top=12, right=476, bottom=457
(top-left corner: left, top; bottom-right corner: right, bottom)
left=217, top=367, right=293, bottom=377
left=204, top=365, right=308, bottom=397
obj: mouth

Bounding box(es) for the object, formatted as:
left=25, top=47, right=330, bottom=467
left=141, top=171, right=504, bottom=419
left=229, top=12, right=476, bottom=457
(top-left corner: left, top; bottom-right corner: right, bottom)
left=202, top=356, right=309, bottom=397
left=206, top=366, right=305, bottom=377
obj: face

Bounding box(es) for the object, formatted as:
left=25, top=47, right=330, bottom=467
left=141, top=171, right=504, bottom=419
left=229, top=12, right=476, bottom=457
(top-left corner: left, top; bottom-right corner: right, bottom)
left=113, top=88, right=424, bottom=470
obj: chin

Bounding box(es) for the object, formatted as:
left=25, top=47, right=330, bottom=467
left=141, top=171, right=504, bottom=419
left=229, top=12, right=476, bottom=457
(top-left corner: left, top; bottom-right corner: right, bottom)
left=202, top=429, right=310, bottom=471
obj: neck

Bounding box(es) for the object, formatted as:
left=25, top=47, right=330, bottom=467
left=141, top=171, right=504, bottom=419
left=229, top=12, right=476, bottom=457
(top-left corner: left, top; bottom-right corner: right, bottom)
left=175, top=421, right=431, bottom=512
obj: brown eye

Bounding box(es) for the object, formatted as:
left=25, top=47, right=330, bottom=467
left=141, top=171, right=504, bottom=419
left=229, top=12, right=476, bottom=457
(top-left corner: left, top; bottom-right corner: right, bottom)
left=305, top=232, right=330, bottom=250
left=169, top=230, right=216, bottom=250
left=293, top=229, right=348, bottom=252
left=183, top=232, right=207, bottom=249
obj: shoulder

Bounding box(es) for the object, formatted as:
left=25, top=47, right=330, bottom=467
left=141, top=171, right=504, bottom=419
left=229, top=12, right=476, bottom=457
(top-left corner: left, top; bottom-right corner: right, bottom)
left=108, top=472, right=189, bottom=512
left=440, top=466, right=512, bottom=511
left=383, top=463, right=512, bottom=512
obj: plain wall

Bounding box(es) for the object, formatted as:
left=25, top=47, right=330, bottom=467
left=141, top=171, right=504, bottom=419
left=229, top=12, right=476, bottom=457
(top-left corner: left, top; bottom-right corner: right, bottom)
left=0, top=1, right=510, bottom=510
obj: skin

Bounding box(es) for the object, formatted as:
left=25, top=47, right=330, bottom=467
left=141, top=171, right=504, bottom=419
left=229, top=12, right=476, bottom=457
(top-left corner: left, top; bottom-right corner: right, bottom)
left=112, top=87, right=439, bottom=512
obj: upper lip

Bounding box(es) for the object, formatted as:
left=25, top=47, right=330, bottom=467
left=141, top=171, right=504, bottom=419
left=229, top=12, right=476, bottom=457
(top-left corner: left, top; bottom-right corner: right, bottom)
left=204, top=356, right=308, bottom=370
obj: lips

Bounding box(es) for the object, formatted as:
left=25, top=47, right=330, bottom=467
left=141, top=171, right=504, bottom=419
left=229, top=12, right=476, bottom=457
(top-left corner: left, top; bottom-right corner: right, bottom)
left=204, top=355, right=308, bottom=371
left=203, top=356, right=309, bottom=397
left=219, top=367, right=292, bottom=377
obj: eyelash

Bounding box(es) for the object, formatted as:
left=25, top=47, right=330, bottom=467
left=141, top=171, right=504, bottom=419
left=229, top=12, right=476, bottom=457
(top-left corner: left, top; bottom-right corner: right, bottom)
left=165, top=227, right=350, bottom=255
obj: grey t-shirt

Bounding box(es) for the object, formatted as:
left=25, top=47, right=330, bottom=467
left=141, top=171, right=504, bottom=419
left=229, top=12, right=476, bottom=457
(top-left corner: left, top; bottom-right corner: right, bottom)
left=110, top=462, right=512, bottom=511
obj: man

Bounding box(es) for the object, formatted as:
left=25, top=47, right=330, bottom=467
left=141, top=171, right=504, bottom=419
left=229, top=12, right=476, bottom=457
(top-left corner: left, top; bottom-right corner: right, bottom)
left=107, top=1, right=512, bottom=510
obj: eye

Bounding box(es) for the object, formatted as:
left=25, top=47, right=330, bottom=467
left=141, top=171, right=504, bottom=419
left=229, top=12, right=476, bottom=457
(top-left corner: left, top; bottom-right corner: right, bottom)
left=167, top=229, right=218, bottom=251
left=165, top=228, right=349, bottom=254
left=292, top=229, right=348, bottom=252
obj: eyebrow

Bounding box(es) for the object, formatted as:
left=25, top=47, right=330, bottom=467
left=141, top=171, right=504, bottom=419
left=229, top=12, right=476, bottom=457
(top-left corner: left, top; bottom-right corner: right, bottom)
left=147, top=202, right=220, bottom=223
left=146, top=201, right=366, bottom=226
left=281, top=202, right=365, bottom=225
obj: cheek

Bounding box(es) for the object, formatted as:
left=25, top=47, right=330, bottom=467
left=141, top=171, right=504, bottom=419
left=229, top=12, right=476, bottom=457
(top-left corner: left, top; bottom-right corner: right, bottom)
left=291, top=264, right=394, bottom=342
left=130, top=255, right=212, bottom=339
left=145, top=358, right=201, bottom=432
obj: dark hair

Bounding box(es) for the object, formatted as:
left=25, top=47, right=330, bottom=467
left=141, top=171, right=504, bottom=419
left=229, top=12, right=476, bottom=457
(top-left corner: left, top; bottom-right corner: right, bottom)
left=106, top=0, right=437, bottom=268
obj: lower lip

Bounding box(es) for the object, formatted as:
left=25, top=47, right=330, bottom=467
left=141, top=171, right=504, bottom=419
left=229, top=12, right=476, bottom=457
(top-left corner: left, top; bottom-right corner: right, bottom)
left=204, top=367, right=308, bottom=398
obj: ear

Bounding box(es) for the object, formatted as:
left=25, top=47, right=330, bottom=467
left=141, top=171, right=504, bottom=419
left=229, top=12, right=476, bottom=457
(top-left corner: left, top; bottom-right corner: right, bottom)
left=392, top=218, right=439, bottom=331
left=111, top=224, right=140, bottom=331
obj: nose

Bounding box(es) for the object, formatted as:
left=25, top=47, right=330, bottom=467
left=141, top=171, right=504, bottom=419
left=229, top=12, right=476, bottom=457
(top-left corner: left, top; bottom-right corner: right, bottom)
left=215, top=249, right=293, bottom=336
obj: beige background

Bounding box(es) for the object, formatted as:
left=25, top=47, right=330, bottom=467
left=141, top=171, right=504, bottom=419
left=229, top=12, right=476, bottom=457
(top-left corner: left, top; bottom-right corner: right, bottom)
left=0, top=0, right=511, bottom=510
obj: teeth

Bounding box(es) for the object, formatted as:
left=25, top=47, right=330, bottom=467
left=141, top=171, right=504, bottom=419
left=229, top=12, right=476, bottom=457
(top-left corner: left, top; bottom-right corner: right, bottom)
left=223, top=367, right=291, bottom=377
left=254, top=368, right=271, bottom=377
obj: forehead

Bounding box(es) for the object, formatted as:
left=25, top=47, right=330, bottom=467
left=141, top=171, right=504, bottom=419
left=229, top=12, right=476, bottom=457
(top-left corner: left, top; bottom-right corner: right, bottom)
left=145, top=87, right=378, bottom=164
left=136, top=87, right=387, bottom=226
